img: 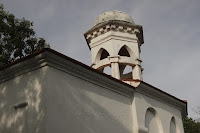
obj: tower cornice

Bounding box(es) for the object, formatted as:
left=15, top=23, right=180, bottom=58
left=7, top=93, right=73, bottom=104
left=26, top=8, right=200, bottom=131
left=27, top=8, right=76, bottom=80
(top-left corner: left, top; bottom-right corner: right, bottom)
left=84, top=21, right=144, bottom=49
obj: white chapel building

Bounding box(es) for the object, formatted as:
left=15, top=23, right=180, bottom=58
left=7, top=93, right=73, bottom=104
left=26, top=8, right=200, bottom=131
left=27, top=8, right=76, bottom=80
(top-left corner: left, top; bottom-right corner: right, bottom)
left=0, top=11, right=187, bottom=133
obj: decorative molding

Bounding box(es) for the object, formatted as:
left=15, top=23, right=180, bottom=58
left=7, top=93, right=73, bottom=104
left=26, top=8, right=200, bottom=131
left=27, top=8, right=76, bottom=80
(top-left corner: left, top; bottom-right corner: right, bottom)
left=85, top=20, right=143, bottom=46
left=86, top=24, right=138, bottom=44
left=89, top=33, right=138, bottom=49
left=84, top=21, right=144, bottom=50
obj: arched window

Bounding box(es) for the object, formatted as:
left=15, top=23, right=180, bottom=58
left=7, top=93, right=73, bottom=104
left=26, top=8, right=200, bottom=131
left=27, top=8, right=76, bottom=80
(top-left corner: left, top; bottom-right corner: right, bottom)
left=118, top=45, right=130, bottom=57
left=145, top=108, right=163, bottom=133
left=100, top=49, right=109, bottom=60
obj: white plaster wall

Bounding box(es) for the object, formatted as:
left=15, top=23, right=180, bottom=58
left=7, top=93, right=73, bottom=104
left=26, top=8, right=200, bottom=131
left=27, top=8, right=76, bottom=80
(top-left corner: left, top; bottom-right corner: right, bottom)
left=0, top=67, right=48, bottom=133
left=0, top=62, right=185, bottom=133
left=90, top=31, right=139, bottom=64
left=133, top=92, right=184, bottom=133
left=46, top=66, right=133, bottom=133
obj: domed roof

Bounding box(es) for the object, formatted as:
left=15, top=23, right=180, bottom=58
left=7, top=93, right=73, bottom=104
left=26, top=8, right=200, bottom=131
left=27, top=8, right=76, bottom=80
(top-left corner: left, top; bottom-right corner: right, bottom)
left=94, top=11, right=135, bottom=26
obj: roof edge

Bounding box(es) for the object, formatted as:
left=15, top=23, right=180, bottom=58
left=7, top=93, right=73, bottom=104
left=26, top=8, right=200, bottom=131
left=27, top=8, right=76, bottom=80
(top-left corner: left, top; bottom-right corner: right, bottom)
left=138, top=82, right=188, bottom=118
left=0, top=48, right=135, bottom=98
left=0, top=48, right=187, bottom=118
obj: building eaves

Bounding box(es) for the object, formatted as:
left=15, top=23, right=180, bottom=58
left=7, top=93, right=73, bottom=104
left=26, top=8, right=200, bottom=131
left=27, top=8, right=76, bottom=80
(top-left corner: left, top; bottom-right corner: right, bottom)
left=0, top=48, right=187, bottom=117
left=141, top=81, right=187, bottom=104
left=121, top=79, right=187, bottom=106
left=0, top=48, right=136, bottom=97
left=140, top=81, right=188, bottom=117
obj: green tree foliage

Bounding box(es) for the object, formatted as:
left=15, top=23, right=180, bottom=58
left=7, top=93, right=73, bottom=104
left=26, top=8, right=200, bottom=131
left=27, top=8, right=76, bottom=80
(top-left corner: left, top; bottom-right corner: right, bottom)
left=0, top=4, right=46, bottom=67
left=183, top=117, right=200, bottom=133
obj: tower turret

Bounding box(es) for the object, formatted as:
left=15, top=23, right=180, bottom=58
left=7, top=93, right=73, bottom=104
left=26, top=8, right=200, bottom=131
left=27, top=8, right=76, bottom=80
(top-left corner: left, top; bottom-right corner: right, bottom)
left=84, top=11, right=144, bottom=86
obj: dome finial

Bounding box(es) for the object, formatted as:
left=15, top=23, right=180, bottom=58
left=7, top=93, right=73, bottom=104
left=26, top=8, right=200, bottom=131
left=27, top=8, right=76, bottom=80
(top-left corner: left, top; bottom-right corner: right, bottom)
left=94, top=10, right=135, bottom=26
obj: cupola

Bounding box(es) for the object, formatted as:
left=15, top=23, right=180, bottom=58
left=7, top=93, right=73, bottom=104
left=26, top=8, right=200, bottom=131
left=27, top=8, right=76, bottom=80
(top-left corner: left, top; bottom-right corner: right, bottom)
left=84, top=11, right=144, bottom=87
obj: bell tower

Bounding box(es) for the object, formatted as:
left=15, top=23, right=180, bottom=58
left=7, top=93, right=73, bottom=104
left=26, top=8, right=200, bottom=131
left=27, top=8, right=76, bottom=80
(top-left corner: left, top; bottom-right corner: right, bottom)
left=84, top=11, right=144, bottom=86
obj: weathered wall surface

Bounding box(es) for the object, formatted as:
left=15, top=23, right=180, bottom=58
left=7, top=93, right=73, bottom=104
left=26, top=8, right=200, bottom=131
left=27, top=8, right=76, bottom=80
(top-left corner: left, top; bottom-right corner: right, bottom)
left=46, top=66, right=133, bottom=133
left=0, top=67, right=48, bottom=133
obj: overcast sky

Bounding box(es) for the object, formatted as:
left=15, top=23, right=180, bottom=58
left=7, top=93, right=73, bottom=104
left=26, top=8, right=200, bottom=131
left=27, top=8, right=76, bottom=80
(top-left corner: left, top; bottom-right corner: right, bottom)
left=1, top=0, right=200, bottom=119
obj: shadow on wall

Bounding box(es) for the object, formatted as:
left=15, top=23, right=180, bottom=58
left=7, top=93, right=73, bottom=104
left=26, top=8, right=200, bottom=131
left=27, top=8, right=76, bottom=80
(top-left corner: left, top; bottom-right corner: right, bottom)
left=0, top=67, right=47, bottom=133
left=0, top=64, right=134, bottom=133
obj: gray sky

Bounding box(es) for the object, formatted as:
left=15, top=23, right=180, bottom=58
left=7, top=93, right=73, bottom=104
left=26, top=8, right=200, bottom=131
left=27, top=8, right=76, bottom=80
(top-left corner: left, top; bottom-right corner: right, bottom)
left=1, top=0, right=200, bottom=119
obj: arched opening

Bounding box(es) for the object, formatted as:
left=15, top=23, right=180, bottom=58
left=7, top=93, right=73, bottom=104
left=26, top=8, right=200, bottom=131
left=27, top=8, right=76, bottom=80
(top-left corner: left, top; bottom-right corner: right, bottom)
left=170, top=117, right=180, bottom=133
left=123, top=65, right=132, bottom=74
left=102, top=66, right=111, bottom=75
left=94, top=48, right=110, bottom=63
left=119, top=65, right=132, bottom=79
left=145, top=108, right=163, bottom=133
left=118, top=45, right=130, bottom=57
left=100, top=49, right=109, bottom=60
left=170, top=117, right=176, bottom=133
